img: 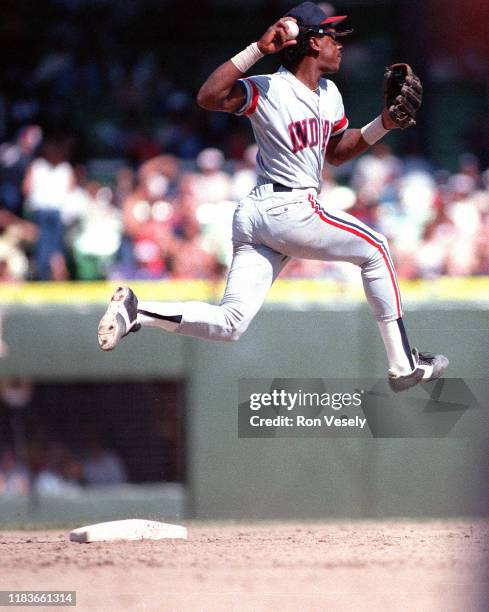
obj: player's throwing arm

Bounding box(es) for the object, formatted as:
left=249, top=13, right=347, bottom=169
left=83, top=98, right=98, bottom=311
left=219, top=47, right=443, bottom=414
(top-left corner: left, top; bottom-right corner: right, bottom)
left=196, top=17, right=298, bottom=114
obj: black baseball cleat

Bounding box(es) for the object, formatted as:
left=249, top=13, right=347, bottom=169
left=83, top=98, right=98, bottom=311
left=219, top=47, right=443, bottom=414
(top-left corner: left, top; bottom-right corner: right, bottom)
left=98, top=286, right=141, bottom=351
left=388, top=348, right=449, bottom=393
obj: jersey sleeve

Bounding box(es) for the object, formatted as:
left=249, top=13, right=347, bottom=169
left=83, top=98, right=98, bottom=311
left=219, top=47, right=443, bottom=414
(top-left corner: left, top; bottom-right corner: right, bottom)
left=330, top=82, right=349, bottom=137
left=234, top=76, right=268, bottom=117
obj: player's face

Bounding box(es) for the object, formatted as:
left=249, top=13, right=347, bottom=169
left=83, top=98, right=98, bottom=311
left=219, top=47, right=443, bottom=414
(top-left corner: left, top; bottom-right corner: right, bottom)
left=316, top=31, right=343, bottom=74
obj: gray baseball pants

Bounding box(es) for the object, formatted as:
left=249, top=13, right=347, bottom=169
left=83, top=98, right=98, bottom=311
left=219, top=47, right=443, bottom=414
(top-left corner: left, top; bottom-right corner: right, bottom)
left=141, top=183, right=402, bottom=341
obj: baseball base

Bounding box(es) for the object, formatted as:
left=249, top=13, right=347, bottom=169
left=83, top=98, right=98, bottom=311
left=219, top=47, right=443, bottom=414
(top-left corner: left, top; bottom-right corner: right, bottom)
left=69, top=519, right=188, bottom=543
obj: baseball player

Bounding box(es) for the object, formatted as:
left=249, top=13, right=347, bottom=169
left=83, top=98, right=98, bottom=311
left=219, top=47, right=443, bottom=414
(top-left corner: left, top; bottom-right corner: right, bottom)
left=98, top=1, right=448, bottom=392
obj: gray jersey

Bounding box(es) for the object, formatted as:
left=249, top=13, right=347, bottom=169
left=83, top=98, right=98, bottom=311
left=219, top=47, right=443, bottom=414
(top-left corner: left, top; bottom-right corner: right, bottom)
left=236, top=66, right=348, bottom=191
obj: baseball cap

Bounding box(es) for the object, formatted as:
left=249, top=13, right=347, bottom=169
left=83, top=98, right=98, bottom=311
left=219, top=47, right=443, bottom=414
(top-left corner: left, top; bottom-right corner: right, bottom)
left=286, top=2, right=349, bottom=34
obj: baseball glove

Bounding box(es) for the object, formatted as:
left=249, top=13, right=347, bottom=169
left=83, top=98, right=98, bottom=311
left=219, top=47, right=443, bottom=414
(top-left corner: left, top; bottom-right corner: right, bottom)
left=384, top=63, right=423, bottom=129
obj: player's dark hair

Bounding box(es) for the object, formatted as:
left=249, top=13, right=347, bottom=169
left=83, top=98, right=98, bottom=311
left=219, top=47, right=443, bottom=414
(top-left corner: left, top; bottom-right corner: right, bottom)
left=280, top=23, right=352, bottom=69
left=280, top=29, right=313, bottom=70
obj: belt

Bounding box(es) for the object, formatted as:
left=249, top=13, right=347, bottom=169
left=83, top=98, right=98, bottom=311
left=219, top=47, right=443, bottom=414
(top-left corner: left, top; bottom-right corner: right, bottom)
left=272, top=183, right=293, bottom=192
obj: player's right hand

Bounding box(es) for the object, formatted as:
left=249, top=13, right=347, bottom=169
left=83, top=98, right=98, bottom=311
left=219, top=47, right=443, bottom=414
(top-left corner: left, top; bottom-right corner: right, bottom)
left=257, top=18, right=298, bottom=55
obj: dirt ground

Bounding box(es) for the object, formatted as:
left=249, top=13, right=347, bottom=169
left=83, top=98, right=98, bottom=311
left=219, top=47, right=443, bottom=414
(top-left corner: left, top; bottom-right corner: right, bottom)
left=1, top=521, right=488, bottom=612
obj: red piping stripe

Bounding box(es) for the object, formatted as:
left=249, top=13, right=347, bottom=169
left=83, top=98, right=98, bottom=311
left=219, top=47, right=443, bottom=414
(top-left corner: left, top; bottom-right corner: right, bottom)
left=245, top=80, right=259, bottom=116
left=332, top=114, right=348, bottom=134
left=307, top=194, right=402, bottom=318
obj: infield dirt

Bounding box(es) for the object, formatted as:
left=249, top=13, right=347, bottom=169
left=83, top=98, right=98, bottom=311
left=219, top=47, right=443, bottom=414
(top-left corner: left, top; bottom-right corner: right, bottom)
left=1, top=521, right=487, bottom=611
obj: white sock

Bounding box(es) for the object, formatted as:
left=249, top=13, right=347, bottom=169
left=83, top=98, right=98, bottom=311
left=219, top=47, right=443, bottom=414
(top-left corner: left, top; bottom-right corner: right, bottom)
left=377, top=319, right=414, bottom=376
left=137, top=301, right=183, bottom=332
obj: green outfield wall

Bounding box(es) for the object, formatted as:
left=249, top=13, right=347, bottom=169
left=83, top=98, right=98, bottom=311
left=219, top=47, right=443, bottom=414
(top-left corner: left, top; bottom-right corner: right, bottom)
left=1, top=291, right=488, bottom=520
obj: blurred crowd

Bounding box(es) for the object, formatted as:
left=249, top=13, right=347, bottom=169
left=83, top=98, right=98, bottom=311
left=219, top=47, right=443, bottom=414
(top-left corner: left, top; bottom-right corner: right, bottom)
left=1, top=127, right=489, bottom=285
left=1, top=1, right=488, bottom=285
left=0, top=131, right=248, bottom=283
left=0, top=442, right=127, bottom=497
left=0, top=376, right=184, bottom=493
left=0, top=378, right=128, bottom=497
left=1, top=0, right=488, bottom=495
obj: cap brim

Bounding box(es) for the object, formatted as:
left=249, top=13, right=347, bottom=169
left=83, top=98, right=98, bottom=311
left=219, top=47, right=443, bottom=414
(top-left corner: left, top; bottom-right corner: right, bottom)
left=320, top=15, right=347, bottom=25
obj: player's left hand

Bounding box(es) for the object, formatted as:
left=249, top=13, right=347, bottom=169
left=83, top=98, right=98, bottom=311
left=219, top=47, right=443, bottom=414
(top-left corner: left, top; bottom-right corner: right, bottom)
left=383, top=63, right=423, bottom=129
left=257, top=18, right=298, bottom=55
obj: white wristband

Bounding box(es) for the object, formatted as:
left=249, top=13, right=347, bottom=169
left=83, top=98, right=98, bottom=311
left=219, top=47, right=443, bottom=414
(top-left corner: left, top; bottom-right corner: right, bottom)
left=230, top=42, right=264, bottom=74
left=361, top=116, right=389, bottom=146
